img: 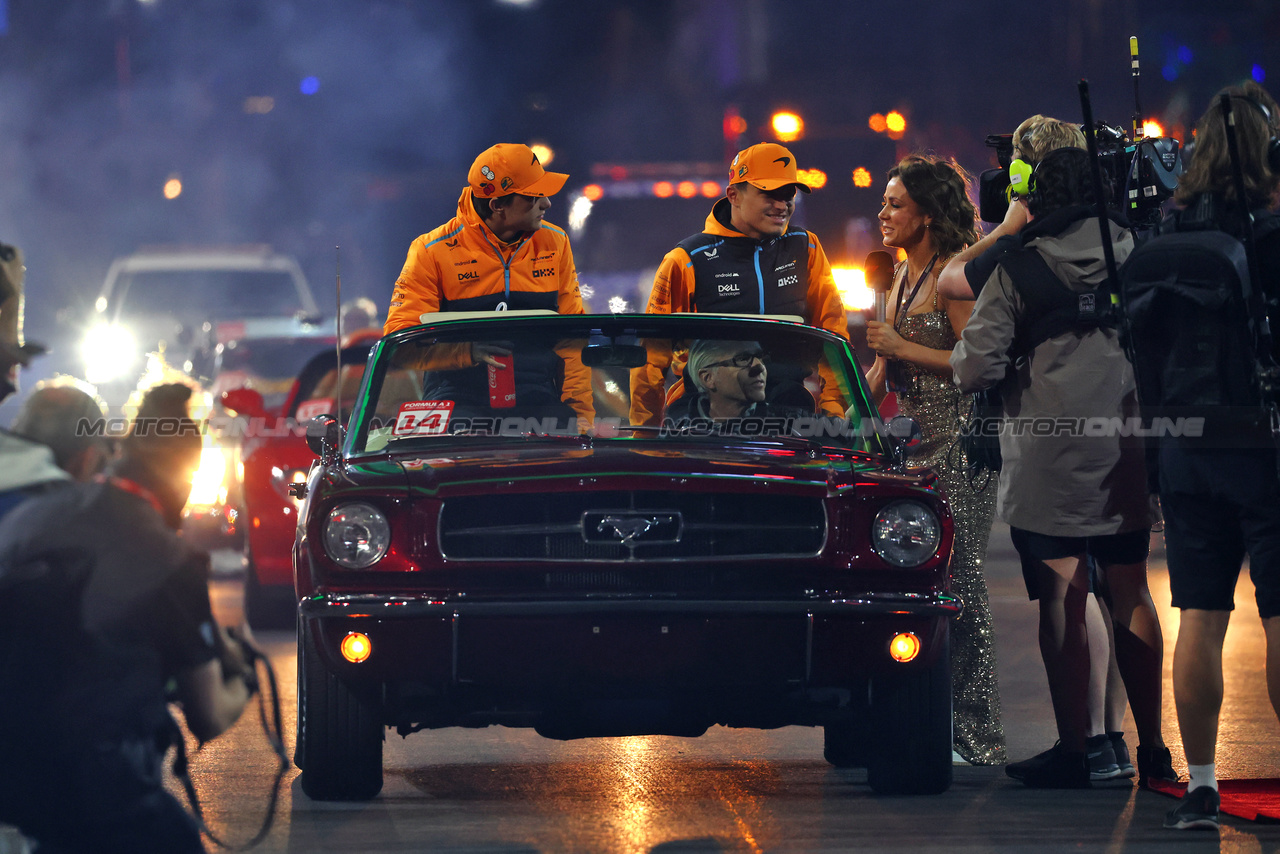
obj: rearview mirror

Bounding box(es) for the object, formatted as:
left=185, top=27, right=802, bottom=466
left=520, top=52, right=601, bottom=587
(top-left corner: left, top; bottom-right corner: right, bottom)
left=581, top=333, right=648, bottom=368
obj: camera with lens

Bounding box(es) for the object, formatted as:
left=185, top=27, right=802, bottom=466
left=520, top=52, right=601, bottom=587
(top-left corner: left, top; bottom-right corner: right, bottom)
left=977, top=123, right=1183, bottom=229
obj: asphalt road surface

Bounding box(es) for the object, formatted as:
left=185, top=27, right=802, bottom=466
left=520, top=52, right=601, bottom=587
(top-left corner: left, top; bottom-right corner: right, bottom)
left=14, top=522, right=1280, bottom=853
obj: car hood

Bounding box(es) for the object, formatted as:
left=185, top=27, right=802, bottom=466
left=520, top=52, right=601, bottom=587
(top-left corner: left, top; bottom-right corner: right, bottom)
left=342, top=441, right=929, bottom=498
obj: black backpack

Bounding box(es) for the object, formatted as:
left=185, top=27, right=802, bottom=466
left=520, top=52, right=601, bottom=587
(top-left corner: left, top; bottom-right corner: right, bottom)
left=1119, top=195, right=1280, bottom=439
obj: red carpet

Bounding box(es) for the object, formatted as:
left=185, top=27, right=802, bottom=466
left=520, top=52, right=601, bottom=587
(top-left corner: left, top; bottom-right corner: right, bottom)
left=1148, top=779, right=1280, bottom=823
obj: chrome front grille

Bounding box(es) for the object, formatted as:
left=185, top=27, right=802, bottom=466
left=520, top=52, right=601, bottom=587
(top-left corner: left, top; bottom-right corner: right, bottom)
left=438, top=491, right=825, bottom=561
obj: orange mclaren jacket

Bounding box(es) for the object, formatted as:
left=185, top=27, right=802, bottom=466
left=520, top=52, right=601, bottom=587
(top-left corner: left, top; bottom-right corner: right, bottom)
left=629, top=199, right=849, bottom=425
left=385, top=188, right=593, bottom=423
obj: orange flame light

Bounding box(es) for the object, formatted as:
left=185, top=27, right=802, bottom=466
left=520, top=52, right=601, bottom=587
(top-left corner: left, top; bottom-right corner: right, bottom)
left=1142, top=119, right=1165, bottom=139
left=771, top=111, right=805, bottom=143
left=851, top=167, right=873, bottom=189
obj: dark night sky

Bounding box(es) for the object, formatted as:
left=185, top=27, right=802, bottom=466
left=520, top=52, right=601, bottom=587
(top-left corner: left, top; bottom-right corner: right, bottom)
left=1, top=0, right=1277, bottom=361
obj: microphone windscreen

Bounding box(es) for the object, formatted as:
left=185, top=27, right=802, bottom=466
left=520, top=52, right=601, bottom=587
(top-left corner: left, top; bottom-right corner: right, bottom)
left=864, top=250, right=896, bottom=293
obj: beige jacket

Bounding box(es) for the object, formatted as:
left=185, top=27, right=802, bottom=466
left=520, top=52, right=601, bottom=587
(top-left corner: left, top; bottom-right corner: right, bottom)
left=950, top=211, right=1152, bottom=537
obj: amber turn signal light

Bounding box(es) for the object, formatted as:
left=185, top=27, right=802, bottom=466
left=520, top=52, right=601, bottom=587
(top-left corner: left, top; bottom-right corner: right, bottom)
left=889, top=632, right=921, bottom=663
left=340, top=631, right=372, bottom=663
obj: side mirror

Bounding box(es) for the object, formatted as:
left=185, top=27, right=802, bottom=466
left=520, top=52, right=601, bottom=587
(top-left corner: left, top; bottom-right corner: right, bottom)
left=221, top=387, right=267, bottom=419
left=884, top=415, right=923, bottom=470
left=305, top=414, right=342, bottom=460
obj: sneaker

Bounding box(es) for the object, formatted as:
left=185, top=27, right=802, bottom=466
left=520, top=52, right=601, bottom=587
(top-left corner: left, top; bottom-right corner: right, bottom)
left=1107, top=732, right=1136, bottom=779
left=1163, top=785, right=1220, bottom=830
left=1010, top=743, right=1091, bottom=789
left=1137, top=744, right=1179, bottom=789
left=1087, top=733, right=1122, bottom=781
left=1006, top=743, right=1056, bottom=781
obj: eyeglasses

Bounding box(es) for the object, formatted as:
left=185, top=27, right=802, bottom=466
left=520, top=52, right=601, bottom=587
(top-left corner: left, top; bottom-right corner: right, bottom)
left=705, top=349, right=767, bottom=369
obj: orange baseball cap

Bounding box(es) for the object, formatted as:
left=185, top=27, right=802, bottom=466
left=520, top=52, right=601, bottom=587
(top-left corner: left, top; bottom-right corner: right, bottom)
left=728, top=143, right=812, bottom=193
left=467, top=143, right=568, bottom=198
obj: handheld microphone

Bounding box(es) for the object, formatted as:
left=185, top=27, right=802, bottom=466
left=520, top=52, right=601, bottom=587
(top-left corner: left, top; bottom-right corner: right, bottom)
left=864, top=250, right=895, bottom=322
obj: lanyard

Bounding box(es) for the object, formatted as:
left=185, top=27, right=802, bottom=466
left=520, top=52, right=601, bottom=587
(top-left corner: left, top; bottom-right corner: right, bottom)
left=96, top=474, right=165, bottom=518
left=892, top=253, right=940, bottom=332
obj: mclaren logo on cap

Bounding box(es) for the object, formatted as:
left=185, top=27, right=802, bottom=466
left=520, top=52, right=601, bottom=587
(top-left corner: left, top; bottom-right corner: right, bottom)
left=774, top=156, right=791, bottom=167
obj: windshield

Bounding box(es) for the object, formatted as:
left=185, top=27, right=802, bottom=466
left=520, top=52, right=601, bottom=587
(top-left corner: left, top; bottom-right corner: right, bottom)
left=346, top=316, right=881, bottom=455
left=113, top=269, right=306, bottom=320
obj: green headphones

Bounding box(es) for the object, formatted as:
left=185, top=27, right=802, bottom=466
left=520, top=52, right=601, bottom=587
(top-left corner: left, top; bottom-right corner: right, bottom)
left=1006, top=158, right=1034, bottom=201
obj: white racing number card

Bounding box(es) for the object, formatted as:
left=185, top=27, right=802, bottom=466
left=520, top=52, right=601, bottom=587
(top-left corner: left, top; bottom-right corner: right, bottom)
left=393, top=401, right=455, bottom=437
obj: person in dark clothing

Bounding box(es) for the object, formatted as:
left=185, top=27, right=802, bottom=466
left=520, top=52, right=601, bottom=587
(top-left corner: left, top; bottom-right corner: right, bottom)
left=0, top=383, right=253, bottom=853
left=1159, top=80, right=1280, bottom=831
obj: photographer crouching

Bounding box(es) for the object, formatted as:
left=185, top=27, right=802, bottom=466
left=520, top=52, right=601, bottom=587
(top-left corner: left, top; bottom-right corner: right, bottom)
left=0, top=383, right=253, bottom=853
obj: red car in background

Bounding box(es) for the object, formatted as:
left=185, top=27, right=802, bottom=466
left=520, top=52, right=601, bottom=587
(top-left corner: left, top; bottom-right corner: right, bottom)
left=222, top=336, right=377, bottom=626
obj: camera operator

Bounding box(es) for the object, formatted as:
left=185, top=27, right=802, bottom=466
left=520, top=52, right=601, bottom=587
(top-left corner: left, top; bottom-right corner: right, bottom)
left=0, top=383, right=253, bottom=853
left=1157, top=80, right=1280, bottom=831
left=937, top=115, right=1086, bottom=301
left=950, top=147, right=1171, bottom=788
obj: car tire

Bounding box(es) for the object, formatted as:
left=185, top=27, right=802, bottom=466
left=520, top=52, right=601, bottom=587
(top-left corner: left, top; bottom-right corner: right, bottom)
left=243, top=545, right=293, bottom=630
left=865, top=630, right=953, bottom=796
left=297, top=618, right=384, bottom=801
left=822, top=718, right=864, bottom=768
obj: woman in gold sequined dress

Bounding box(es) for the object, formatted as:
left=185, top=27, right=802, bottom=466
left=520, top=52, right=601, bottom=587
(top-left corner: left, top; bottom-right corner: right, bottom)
left=864, top=154, right=1006, bottom=765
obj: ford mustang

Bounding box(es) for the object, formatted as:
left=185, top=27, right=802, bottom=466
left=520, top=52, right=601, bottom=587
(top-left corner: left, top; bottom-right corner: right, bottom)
left=291, top=312, right=957, bottom=800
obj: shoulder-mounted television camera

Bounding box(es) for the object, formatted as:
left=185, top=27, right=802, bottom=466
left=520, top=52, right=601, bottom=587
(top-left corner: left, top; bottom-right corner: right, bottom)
left=977, top=123, right=1183, bottom=229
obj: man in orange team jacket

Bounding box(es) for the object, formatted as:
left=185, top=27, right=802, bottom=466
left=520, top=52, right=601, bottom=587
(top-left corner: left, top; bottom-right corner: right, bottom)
left=629, top=142, right=849, bottom=426
left=385, top=143, right=592, bottom=425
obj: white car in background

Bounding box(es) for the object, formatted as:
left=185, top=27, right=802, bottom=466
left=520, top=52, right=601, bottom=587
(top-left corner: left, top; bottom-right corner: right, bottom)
left=80, top=244, right=333, bottom=549
left=81, top=244, right=327, bottom=406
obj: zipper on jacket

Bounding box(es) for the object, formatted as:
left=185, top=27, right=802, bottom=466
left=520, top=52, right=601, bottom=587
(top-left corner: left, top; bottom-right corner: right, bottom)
left=477, top=228, right=531, bottom=304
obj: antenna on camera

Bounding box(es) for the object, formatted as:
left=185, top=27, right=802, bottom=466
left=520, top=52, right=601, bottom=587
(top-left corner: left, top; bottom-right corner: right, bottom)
left=1079, top=80, right=1122, bottom=301
left=335, top=245, right=343, bottom=430
left=1130, top=36, right=1143, bottom=140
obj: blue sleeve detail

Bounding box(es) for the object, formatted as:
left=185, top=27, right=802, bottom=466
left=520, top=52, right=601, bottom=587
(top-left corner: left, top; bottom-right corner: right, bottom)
left=423, top=224, right=465, bottom=249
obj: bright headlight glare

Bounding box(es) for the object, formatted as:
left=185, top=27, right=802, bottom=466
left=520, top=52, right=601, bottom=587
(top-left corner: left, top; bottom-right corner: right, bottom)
left=871, top=500, right=941, bottom=567
left=81, top=323, right=138, bottom=384
left=186, top=447, right=229, bottom=510
left=323, top=502, right=390, bottom=569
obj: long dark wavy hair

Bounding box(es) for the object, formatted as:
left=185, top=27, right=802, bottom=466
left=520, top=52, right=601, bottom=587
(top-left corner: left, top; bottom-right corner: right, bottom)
left=1176, top=80, right=1280, bottom=209
left=888, top=154, right=981, bottom=257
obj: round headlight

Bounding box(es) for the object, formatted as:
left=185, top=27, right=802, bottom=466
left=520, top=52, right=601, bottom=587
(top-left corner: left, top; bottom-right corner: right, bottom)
left=871, top=500, right=942, bottom=567
left=323, top=502, right=390, bottom=569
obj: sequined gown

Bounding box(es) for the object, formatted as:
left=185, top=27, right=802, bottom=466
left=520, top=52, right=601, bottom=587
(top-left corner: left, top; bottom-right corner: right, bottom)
left=893, top=308, right=1006, bottom=765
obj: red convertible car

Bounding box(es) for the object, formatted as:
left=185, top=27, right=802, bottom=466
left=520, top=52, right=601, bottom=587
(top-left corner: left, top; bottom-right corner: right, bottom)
left=292, top=312, right=957, bottom=801
left=221, top=337, right=377, bottom=627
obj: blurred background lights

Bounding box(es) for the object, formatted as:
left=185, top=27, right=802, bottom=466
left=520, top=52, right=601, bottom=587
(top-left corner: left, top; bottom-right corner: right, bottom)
left=607, top=296, right=629, bottom=313
left=568, top=195, right=593, bottom=232
left=852, top=167, right=873, bottom=188
left=652, top=181, right=674, bottom=198
left=676, top=180, right=697, bottom=198
left=528, top=142, right=554, bottom=165
left=163, top=175, right=183, bottom=200
left=496, top=0, right=538, bottom=5
left=243, top=96, right=274, bottom=115
left=581, top=183, right=603, bottom=202
left=770, top=110, right=804, bottom=143
left=300, top=76, right=320, bottom=95
left=830, top=266, right=871, bottom=311
left=700, top=181, right=721, bottom=198
left=796, top=168, right=827, bottom=189
left=1255, top=64, right=1267, bottom=83
left=868, top=113, right=888, bottom=133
